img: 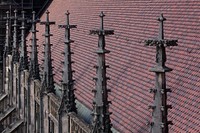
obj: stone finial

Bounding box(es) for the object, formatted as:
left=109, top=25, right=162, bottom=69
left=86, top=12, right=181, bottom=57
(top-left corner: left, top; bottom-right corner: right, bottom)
left=29, top=11, right=40, bottom=80
left=145, top=14, right=177, bottom=72
left=19, top=10, right=29, bottom=71
left=12, top=9, right=20, bottom=63
left=145, top=14, right=177, bottom=133
left=58, top=11, right=77, bottom=114
left=4, top=11, right=11, bottom=56
left=91, top=12, right=113, bottom=133
left=158, top=13, right=166, bottom=40
left=40, top=10, right=55, bottom=93
left=99, top=11, right=105, bottom=30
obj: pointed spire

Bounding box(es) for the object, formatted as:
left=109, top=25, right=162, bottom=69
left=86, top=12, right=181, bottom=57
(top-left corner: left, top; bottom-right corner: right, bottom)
left=58, top=11, right=77, bottom=114
left=12, top=9, right=19, bottom=63
left=158, top=13, right=166, bottom=40
left=40, top=10, right=55, bottom=93
left=19, top=10, right=29, bottom=71
left=145, top=14, right=178, bottom=133
left=2, top=11, right=11, bottom=94
left=29, top=11, right=40, bottom=80
left=4, top=11, right=11, bottom=56
left=90, top=12, right=114, bottom=133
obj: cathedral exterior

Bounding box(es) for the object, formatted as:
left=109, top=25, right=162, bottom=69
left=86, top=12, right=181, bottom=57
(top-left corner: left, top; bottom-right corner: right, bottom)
left=0, top=9, right=92, bottom=133
left=0, top=1, right=200, bottom=133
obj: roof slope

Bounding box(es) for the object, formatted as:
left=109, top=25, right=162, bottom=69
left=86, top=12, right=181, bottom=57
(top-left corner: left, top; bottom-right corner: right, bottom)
left=30, top=0, right=200, bottom=132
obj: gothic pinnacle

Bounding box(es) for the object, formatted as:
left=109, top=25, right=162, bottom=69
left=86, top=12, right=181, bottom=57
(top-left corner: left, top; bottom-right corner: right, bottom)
left=58, top=11, right=77, bottom=113
left=145, top=14, right=177, bottom=133
left=4, top=11, right=11, bottom=56
left=29, top=11, right=40, bottom=80
left=19, top=10, right=29, bottom=71
left=40, top=10, right=55, bottom=93
left=12, top=9, right=19, bottom=63
left=90, top=12, right=114, bottom=133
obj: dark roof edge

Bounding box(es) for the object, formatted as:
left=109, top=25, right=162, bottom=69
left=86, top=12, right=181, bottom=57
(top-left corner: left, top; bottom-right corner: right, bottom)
left=36, top=0, right=53, bottom=18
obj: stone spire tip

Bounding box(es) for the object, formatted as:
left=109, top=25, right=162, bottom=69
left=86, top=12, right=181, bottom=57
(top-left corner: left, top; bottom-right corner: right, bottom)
left=46, top=10, right=50, bottom=14
left=65, top=10, right=70, bottom=16
left=21, top=10, right=25, bottom=14
left=158, top=13, right=166, bottom=22
left=99, top=11, right=105, bottom=18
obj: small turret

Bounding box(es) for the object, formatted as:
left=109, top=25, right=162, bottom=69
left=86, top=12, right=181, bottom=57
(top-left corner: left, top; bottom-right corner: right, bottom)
left=145, top=14, right=178, bottom=133
left=4, top=11, right=11, bottom=56
left=29, top=11, right=40, bottom=80
left=90, top=12, right=114, bottom=133
left=58, top=11, right=77, bottom=113
left=19, top=10, right=29, bottom=71
left=12, top=9, right=19, bottom=63
left=40, top=10, right=55, bottom=93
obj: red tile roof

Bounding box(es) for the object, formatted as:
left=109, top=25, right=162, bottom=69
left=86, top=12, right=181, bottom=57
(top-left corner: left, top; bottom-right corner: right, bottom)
left=28, top=0, right=200, bottom=132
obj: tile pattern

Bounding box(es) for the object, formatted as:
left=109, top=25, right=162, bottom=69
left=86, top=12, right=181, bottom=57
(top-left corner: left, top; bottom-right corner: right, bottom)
left=26, top=0, right=200, bottom=132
